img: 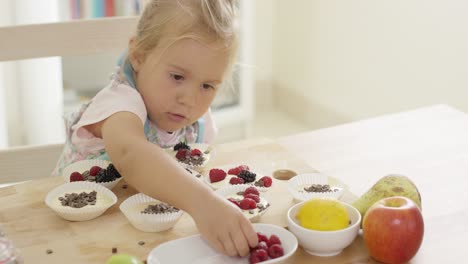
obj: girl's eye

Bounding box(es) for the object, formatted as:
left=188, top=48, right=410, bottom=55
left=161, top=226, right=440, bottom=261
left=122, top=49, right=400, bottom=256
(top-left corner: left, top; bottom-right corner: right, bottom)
left=202, top=83, right=215, bottom=90
left=170, top=73, right=184, bottom=81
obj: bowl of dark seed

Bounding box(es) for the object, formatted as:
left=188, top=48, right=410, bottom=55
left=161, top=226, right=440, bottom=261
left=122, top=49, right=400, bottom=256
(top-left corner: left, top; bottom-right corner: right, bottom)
left=62, top=160, right=123, bottom=189
left=120, top=193, right=184, bottom=232
left=45, top=181, right=117, bottom=221
left=288, top=173, right=345, bottom=202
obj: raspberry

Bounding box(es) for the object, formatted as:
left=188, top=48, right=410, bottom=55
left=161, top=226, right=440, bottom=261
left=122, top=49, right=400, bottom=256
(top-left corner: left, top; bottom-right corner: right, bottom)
left=227, top=198, right=240, bottom=208
left=268, top=244, right=284, bottom=259
left=238, top=165, right=250, bottom=171
left=173, top=142, right=190, bottom=151
left=69, top=171, right=84, bottom=182
left=244, top=186, right=260, bottom=196
left=249, top=249, right=268, bottom=263
left=250, top=241, right=268, bottom=252
left=88, top=166, right=100, bottom=177
left=227, top=167, right=242, bottom=175
left=267, top=234, right=281, bottom=247
left=229, top=177, right=244, bottom=185
left=257, top=232, right=269, bottom=244
left=239, top=198, right=257, bottom=210
left=190, top=148, right=202, bottom=157
left=244, top=193, right=260, bottom=203
left=209, top=169, right=227, bottom=183
left=175, top=149, right=188, bottom=161
left=259, top=176, right=273, bottom=187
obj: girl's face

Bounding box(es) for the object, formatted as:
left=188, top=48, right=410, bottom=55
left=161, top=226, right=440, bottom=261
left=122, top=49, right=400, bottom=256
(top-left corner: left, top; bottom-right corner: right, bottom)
left=131, top=39, right=230, bottom=132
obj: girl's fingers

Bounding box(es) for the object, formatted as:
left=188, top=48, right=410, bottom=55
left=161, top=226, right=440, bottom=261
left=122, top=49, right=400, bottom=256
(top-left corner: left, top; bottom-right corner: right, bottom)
left=231, top=226, right=251, bottom=257
left=240, top=217, right=258, bottom=248
left=221, top=232, right=238, bottom=256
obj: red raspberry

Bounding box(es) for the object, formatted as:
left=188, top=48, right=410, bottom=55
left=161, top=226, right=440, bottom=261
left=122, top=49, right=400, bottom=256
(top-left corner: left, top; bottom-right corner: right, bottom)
left=175, top=149, right=188, bottom=161
left=244, top=193, right=260, bottom=203
left=227, top=167, right=242, bottom=175
left=190, top=148, right=202, bottom=157
left=239, top=198, right=257, bottom=210
left=268, top=244, right=284, bottom=259
left=229, top=177, right=244, bottom=185
left=257, top=232, right=269, bottom=244
left=259, top=176, right=273, bottom=187
left=249, top=249, right=269, bottom=263
left=244, top=186, right=260, bottom=196
left=238, top=165, right=250, bottom=171
left=69, top=171, right=84, bottom=182
left=227, top=198, right=240, bottom=208
left=209, top=169, right=227, bottom=183
left=267, top=234, right=281, bottom=247
left=250, top=241, right=268, bottom=252
left=89, top=166, right=102, bottom=176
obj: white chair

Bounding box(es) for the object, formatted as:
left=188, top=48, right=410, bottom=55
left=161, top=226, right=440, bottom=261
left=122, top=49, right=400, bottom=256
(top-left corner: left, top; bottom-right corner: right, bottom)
left=0, top=17, right=137, bottom=183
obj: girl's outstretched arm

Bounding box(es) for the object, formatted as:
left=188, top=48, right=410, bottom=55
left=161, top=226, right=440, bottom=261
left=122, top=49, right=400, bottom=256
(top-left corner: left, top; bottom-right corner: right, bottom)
left=89, top=112, right=258, bottom=257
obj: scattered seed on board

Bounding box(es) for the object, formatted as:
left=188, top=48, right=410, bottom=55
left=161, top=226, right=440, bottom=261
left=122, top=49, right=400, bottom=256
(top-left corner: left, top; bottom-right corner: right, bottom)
left=46, top=249, right=53, bottom=254
left=122, top=184, right=128, bottom=189
left=112, top=247, right=117, bottom=254
left=138, top=241, right=145, bottom=246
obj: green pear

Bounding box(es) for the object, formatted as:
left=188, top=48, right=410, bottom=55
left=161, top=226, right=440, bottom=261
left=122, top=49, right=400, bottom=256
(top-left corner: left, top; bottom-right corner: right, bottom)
left=106, top=254, right=143, bottom=264
left=352, top=174, right=422, bottom=218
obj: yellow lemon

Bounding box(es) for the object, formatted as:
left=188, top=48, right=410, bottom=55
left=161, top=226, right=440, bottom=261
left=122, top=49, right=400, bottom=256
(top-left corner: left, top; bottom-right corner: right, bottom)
left=296, top=197, right=350, bottom=231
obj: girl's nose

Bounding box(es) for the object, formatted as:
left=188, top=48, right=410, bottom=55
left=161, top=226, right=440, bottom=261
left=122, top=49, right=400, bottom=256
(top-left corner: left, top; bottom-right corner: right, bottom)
left=176, top=83, right=198, bottom=107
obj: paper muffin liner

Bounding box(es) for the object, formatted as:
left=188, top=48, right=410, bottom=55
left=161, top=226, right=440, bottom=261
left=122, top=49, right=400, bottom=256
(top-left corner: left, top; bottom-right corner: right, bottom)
left=165, top=143, right=214, bottom=173
left=215, top=184, right=270, bottom=222
left=203, top=164, right=271, bottom=192
left=288, top=173, right=345, bottom=202
left=45, top=181, right=117, bottom=221
left=120, top=193, right=184, bottom=232
left=62, top=159, right=122, bottom=189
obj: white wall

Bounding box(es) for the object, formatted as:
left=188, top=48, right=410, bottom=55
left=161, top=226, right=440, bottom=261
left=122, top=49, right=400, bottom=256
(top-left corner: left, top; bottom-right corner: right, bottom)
left=271, top=0, right=468, bottom=129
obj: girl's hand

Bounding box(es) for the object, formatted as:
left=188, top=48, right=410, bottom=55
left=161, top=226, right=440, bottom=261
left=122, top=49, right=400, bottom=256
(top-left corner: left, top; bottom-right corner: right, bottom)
left=190, top=192, right=258, bottom=257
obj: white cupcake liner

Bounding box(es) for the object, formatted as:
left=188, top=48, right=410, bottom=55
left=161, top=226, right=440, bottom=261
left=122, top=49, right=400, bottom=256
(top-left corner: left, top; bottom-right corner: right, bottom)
left=120, top=193, right=184, bottom=232
left=62, top=159, right=122, bottom=190
left=165, top=143, right=214, bottom=172
left=203, top=164, right=272, bottom=192
left=45, top=181, right=117, bottom=221
left=288, top=173, right=345, bottom=202
left=215, top=184, right=270, bottom=222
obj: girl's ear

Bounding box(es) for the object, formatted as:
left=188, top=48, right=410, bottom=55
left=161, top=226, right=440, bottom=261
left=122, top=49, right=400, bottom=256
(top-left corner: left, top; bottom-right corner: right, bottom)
left=128, top=37, right=143, bottom=72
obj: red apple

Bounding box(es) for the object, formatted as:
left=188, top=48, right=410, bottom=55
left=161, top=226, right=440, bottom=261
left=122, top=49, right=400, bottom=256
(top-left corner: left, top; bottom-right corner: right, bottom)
left=363, top=196, right=424, bottom=264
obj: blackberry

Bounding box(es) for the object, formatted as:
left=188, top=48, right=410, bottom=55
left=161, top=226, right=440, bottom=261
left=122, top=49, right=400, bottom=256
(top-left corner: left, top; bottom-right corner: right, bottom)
left=238, top=170, right=256, bottom=183
left=107, top=164, right=122, bottom=179
left=173, top=142, right=190, bottom=151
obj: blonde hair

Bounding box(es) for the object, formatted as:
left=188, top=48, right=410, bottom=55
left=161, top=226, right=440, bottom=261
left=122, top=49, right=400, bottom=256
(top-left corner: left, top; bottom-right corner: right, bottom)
left=125, top=0, right=239, bottom=81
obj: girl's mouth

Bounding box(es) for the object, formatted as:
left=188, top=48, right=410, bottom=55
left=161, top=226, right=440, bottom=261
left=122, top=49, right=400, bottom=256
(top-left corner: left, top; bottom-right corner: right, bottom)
left=167, top=112, right=186, bottom=123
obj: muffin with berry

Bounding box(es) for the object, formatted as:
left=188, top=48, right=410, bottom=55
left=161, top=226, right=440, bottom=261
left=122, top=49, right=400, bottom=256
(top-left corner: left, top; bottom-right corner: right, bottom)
left=204, top=164, right=273, bottom=191
left=166, top=142, right=212, bottom=172
left=62, top=160, right=123, bottom=190
left=215, top=186, right=270, bottom=222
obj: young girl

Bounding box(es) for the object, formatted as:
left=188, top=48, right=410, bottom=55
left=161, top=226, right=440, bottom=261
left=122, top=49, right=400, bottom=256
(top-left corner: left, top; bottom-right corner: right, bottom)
left=54, top=0, right=258, bottom=257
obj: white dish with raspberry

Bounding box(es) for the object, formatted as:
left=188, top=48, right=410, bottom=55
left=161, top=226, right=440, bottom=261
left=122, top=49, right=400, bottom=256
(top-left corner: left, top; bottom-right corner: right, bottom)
left=147, top=223, right=298, bottom=264
left=166, top=143, right=213, bottom=172
left=45, top=181, right=117, bottom=221
left=215, top=185, right=270, bottom=222
left=62, top=159, right=123, bottom=190
left=203, top=164, right=273, bottom=192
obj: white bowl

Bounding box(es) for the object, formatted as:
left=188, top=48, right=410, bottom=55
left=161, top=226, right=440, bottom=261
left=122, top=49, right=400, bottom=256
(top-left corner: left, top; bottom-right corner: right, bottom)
left=215, top=185, right=270, bottom=222
left=45, top=181, right=117, bottom=221
left=287, top=200, right=361, bottom=257
left=147, top=223, right=298, bottom=264
left=62, top=159, right=122, bottom=189
left=287, top=173, right=345, bottom=202
left=120, top=193, right=184, bottom=232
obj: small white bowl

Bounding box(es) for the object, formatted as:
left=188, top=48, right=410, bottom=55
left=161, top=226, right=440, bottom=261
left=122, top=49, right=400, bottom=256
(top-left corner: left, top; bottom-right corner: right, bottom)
left=120, top=193, right=184, bottom=232
left=62, top=159, right=122, bottom=189
left=288, top=173, right=345, bottom=202
left=45, top=181, right=117, bottom=221
left=287, top=200, right=361, bottom=257
left=215, top=184, right=270, bottom=222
